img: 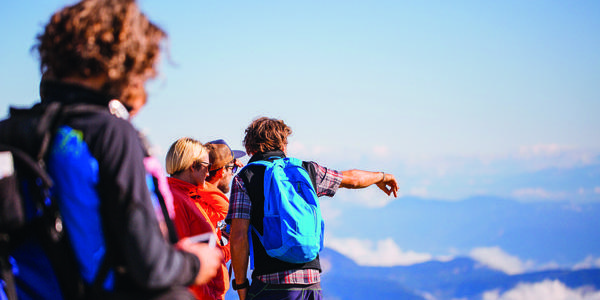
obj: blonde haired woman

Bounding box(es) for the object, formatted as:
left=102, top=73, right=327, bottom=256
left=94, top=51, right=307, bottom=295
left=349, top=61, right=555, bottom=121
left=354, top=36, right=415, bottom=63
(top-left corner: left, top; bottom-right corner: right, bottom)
left=167, top=137, right=230, bottom=299
left=167, top=138, right=210, bottom=184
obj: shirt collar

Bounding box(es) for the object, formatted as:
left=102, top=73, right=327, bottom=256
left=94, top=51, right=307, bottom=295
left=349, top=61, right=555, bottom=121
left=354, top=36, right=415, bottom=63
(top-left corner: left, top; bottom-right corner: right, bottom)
left=248, top=150, right=286, bottom=163
left=40, top=80, right=115, bottom=107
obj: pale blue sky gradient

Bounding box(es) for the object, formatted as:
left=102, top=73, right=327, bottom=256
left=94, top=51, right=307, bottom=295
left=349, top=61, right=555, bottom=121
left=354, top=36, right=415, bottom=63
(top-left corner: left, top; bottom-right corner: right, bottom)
left=1, top=0, right=599, bottom=200
left=2, top=1, right=600, bottom=273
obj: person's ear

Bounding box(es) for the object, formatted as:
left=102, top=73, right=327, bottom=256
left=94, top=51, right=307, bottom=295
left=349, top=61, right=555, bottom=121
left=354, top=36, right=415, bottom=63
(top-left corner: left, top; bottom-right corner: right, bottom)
left=216, top=167, right=225, bottom=179
left=188, top=164, right=195, bottom=172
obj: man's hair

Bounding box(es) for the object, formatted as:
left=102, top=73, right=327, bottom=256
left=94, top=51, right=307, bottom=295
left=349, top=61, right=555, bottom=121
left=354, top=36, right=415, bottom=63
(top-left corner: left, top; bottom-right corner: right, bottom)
left=204, top=143, right=218, bottom=181
left=206, top=170, right=218, bottom=182
left=35, top=0, right=166, bottom=101
left=243, top=117, right=292, bottom=154
left=166, top=138, right=206, bottom=175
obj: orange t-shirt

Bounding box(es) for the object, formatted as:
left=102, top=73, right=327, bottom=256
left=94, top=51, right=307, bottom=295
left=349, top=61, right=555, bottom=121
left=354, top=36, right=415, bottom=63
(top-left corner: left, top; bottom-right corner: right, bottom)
left=168, top=177, right=230, bottom=300
left=192, top=183, right=228, bottom=228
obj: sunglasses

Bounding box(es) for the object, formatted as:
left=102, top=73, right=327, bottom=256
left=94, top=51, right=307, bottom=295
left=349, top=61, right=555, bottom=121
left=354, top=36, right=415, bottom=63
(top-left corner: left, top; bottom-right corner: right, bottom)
left=193, top=160, right=211, bottom=170
left=224, top=164, right=239, bottom=173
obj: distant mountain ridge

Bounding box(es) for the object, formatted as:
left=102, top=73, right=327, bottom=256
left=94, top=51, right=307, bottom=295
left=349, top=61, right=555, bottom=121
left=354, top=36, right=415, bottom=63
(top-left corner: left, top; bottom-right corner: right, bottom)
left=328, top=195, right=600, bottom=266
left=225, top=196, right=600, bottom=299
left=224, top=247, right=600, bottom=300
left=319, top=247, right=600, bottom=300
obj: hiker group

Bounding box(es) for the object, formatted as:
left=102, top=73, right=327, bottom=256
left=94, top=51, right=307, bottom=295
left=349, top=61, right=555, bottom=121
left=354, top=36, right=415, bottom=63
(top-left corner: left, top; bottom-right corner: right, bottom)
left=0, top=1, right=399, bottom=300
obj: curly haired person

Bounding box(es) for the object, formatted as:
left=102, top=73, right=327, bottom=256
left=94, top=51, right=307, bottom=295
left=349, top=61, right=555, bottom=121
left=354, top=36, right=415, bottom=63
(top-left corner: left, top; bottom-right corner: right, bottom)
left=227, top=117, right=399, bottom=300
left=9, top=1, right=221, bottom=299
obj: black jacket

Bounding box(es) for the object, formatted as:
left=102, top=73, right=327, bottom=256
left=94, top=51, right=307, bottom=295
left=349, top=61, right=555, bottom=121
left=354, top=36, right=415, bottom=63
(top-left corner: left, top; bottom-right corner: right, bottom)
left=40, top=81, right=200, bottom=295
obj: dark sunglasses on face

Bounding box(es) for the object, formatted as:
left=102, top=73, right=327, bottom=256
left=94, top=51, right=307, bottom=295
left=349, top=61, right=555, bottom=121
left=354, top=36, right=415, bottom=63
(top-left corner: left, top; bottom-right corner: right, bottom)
left=225, top=164, right=238, bottom=173
left=193, top=161, right=211, bottom=170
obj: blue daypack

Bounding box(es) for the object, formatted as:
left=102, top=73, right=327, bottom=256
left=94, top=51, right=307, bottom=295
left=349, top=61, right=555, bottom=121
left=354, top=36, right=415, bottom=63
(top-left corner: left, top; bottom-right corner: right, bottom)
left=247, top=157, right=324, bottom=264
left=0, top=103, right=115, bottom=300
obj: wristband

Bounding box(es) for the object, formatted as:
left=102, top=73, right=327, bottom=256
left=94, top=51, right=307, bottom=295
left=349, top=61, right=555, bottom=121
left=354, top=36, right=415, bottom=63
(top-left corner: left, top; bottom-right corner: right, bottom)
left=232, top=278, right=250, bottom=290
left=381, top=172, right=385, bottom=182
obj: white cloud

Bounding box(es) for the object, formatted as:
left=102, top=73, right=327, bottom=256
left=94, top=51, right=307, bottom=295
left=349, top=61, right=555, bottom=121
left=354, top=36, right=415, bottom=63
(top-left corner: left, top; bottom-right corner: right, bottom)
left=319, top=257, right=332, bottom=274
left=335, top=186, right=399, bottom=208
left=287, top=141, right=336, bottom=158
left=435, top=254, right=456, bottom=262
left=482, top=280, right=600, bottom=300
left=283, top=141, right=599, bottom=202
left=536, top=261, right=561, bottom=271
left=326, top=237, right=432, bottom=266
left=409, top=186, right=429, bottom=197
left=372, top=145, right=391, bottom=157
left=515, top=144, right=597, bottom=170
left=518, top=144, right=572, bottom=158
left=287, top=140, right=385, bottom=170
left=319, top=201, right=342, bottom=224
left=419, top=292, right=439, bottom=300
left=511, top=188, right=566, bottom=201
left=469, top=247, right=533, bottom=275
left=573, top=255, right=600, bottom=270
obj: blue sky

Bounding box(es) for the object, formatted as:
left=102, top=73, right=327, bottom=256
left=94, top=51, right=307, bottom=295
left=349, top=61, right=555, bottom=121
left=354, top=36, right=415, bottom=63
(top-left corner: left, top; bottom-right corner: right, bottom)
left=1, top=0, right=600, bottom=283
left=1, top=1, right=598, bottom=200
left=2, top=1, right=598, bottom=155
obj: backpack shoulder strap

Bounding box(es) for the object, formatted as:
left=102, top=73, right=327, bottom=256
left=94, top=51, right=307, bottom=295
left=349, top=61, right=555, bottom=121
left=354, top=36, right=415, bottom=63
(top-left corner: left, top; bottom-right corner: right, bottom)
left=1, top=102, right=111, bottom=300
left=2, top=102, right=107, bottom=163
left=284, top=157, right=303, bottom=166
left=246, top=160, right=272, bottom=168
left=151, top=175, right=179, bottom=244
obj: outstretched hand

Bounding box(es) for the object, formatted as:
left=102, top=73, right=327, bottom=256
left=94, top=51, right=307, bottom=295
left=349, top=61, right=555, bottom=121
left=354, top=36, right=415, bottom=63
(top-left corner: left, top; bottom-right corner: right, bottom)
left=376, top=173, right=399, bottom=197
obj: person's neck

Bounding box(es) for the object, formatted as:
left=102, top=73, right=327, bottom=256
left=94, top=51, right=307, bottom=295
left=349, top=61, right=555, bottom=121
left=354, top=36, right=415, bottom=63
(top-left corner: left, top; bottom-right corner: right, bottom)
left=172, top=172, right=204, bottom=187
left=249, top=149, right=286, bottom=163
left=55, top=75, right=108, bottom=92
left=207, top=177, right=218, bottom=186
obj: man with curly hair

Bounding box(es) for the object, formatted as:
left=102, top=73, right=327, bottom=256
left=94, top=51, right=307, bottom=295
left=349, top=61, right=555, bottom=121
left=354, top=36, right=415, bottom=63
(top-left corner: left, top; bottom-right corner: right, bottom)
left=9, top=0, right=222, bottom=299
left=227, top=117, right=399, bottom=300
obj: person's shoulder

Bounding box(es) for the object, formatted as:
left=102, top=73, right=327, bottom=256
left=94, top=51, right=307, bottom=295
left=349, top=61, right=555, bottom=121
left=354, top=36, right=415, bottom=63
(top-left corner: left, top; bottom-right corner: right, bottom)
left=168, top=177, right=192, bottom=193
left=301, top=160, right=321, bottom=170
left=302, top=160, right=342, bottom=177
left=237, top=162, right=260, bottom=178
left=71, top=108, right=138, bottom=139
left=204, top=182, right=224, bottom=194
left=98, top=111, right=138, bottom=136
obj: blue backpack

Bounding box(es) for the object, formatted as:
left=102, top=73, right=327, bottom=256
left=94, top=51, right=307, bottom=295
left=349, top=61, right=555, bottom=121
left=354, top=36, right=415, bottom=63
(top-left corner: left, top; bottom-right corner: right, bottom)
left=247, top=157, right=324, bottom=264
left=0, top=103, right=116, bottom=300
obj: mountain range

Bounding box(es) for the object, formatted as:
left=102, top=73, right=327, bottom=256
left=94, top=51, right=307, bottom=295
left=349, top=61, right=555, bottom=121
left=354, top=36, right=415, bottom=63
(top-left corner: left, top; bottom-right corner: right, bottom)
left=224, top=247, right=600, bottom=300
left=224, top=194, right=600, bottom=299
left=325, top=195, right=600, bottom=267
left=319, top=248, right=600, bottom=300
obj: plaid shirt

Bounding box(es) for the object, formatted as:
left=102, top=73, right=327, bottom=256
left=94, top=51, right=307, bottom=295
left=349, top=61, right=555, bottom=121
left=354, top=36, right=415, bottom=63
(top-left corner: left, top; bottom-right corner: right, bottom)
left=226, top=161, right=342, bottom=284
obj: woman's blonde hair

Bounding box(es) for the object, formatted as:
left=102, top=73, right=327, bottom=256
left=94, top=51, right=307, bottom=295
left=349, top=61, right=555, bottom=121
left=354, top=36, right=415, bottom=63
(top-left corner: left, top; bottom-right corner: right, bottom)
left=166, top=137, right=206, bottom=175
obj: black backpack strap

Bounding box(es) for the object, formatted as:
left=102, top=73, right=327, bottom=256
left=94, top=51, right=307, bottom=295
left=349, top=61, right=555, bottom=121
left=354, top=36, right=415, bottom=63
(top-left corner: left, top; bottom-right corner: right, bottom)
left=301, top=161, right=318, bottom=191
left=152, top=176, right=180, bottom=244
left=0, top=233, right=17, bottom=300
left=3, top=102, right=107, bottom=164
